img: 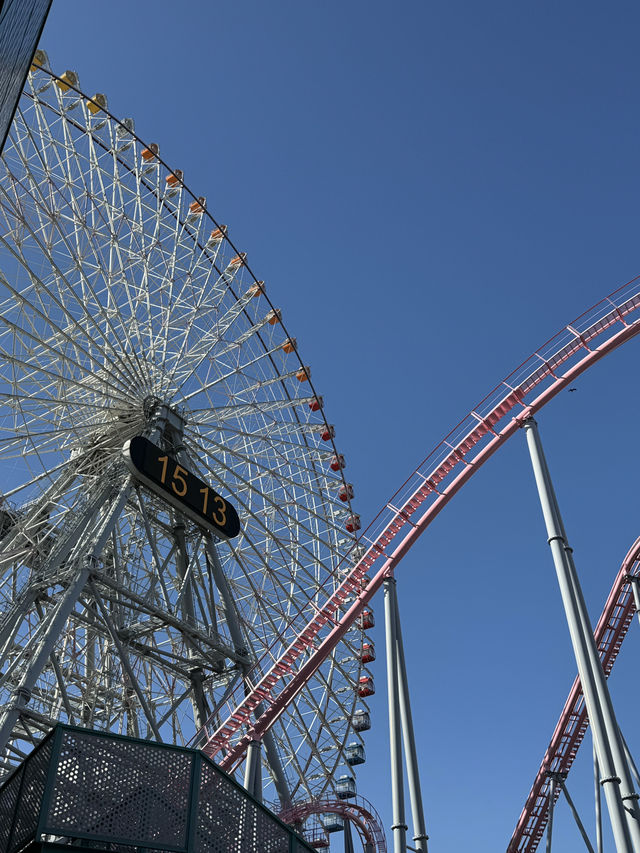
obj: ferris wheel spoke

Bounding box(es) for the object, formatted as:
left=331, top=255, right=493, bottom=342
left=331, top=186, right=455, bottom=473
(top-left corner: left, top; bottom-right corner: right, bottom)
left=188, top=425, right=335, bottom=510
left=166, top=280, right=265, bottom=389
left=184, top=467, right=340, bottom=598
left=9, top=105, right=154, bottom=391
left=184, top=429, right=347, bottom=548
left=80, top=127, right=168, bottom=384
left=191, top=395, right=317, bottom=423
left=0, top=306, right=136, bottom=407
left=0, top=346, right=131, bottom=418
left=206, top=420, right=335, bottom=471
left=230, top=547, right=325, bottom=650
left=0, top=226, right=147, bottom=399
left=180, top=359, right=314, bottom=406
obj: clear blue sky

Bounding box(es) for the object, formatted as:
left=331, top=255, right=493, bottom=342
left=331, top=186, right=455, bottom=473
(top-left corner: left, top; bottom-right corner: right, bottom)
left=40, top=3, right=640, bottom=851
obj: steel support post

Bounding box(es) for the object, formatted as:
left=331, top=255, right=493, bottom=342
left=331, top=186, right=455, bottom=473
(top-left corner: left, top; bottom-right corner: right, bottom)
left=622, top=732, right=640, bottom=789
left=0, top=477, right=116, bottom=670
left=244, top=739, right=262, bottom=801
left=0, top=480, right=131, bottom=755
left=594, top=745, right=603, bottom=853
left=174, top=522, right=210, bottom=729
left=546, top=775, right=556, bottom=853
left=629, top=577, right=640, bottom=630
left=206, top=536, right=291, bottom=808
left=390, top=577, right=429, bottom=852
left=89, top=579, right=162, bottom=740
left=556, top=775, right=596, bottom=853
left=524, top=418, right=640, bottom=853
left=384, top=576, right=407, bottom=853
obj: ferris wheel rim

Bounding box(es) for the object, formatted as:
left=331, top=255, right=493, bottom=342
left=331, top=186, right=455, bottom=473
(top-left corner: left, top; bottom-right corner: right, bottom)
left=0, top=58, right=368, bottom=803
left=27, top=61, right=357, bottom=520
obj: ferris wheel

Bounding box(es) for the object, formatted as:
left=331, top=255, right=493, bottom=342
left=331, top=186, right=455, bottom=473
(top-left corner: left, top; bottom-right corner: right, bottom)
left=0, top=52, right=372, bottom=806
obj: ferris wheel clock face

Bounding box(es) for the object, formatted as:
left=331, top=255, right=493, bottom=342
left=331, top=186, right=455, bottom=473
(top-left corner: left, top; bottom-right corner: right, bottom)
left=123, top=436, right=240, bottom=540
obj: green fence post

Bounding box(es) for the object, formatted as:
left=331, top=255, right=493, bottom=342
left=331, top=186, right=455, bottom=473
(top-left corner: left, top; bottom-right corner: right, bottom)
left=37, top=724, right=65, bottom=841
left=185, top=751, right=202, bottom=853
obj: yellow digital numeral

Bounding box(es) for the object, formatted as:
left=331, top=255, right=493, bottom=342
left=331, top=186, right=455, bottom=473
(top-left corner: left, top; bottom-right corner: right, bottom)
left=158, top=455, right=169, bottom=484
left=200, top=486, right=209, bottom=515
left=171, top=464, right=188, bottom=497
left=212, top=495, right=227, bottom=528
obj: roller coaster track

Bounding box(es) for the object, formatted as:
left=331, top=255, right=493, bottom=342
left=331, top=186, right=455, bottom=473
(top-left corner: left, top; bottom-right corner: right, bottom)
left=279, top=795, right=387, bottom=852
left=507, top=536, right=640, bottom=853
left=192, top=276, right=640, bottom=781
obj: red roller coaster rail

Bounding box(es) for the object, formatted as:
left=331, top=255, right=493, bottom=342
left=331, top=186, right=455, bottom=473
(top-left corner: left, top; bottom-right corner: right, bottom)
left=191, top=277, right=640, bottom=779
left=279, top=795, right=387, bottom=853
left=507, top=536, right=640, bottom=853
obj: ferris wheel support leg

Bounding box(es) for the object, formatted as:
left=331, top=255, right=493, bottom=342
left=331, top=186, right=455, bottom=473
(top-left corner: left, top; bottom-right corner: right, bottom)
left=523, top=417, right=639, bottom=853
left=384, top=576, right=407, bottom=853
left=33, top=598, right=76, bottom=725
left=0, top=480, right=132, bottom=756
left=0, top=474, right=114, bottom=674
left=205, top=536, right=291, bottom=808
left=391, top=577, right=429, bottom=852
left=174, top=522, right=210, bottom=730
left=88, top=579, right=162, bottom=741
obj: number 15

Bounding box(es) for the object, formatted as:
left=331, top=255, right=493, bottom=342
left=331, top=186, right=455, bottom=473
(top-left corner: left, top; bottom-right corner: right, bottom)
left=158, top=456, right=188, bottom=496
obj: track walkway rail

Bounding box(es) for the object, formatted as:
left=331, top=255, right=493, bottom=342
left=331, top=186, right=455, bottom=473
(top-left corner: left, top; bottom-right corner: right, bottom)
left=507, top=536, right=640, bottom=853
left=191, top=277, right=640, bottom=775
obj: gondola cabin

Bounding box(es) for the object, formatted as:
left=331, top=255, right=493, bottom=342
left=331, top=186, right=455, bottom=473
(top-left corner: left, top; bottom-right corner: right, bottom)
left=322, top=814, right=344, bottom=833
left=338, top=483, right=354, bottom=502
left=336, top=774, right=356, bottom=799
left=352, top=708, right=371, bottom=732
left=360, top=641, right=375, bottom=663
left=330, top=454, right=345, bottom=471
left=345, top=742, right=366, bottom=766
left=358, top=675, right=375, bottom=697
left=357, top=609, right=375, bottom=630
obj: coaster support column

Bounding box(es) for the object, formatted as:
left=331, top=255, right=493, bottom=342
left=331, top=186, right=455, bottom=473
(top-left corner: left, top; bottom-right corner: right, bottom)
left=524, top=417, right=639, bottom=853
left=391, top=577, right=429, bottom=852
left=385, top=575, right=407, bottom=853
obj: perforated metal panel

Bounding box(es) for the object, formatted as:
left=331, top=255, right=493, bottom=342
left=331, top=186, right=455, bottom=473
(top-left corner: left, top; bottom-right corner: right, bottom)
left=0, top=763, right=23, bottom=852
left=44, top=729, right=192, bottom=849
left=195, top=759, right=290, bottom=853
left=9, top=732, right=53, bottom=851
left=0, top=725, right=315, bottom=853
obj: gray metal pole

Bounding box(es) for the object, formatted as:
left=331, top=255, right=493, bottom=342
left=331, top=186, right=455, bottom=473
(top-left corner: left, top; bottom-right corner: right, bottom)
left=244, top=739, right=262, bottom=800
left=594, top=744, right=603, bottom=853
left=622, top=731, right=640, bottom=790
left=89, top=579, right=162, bottom=740
left=391, top=579, right=429, bottom=853
left=385, top=576, right=407, bottom=853
left=0, top=480, right=131, bottom=754
left=206, top=536, right=291, bottom=808
left=546, top=775, right=557, bottom=853
left=557, top=775, right=596, bottom=853
left=524, top=418, right=637, bottom=853
left=628, top=576, right=640, bottom=627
